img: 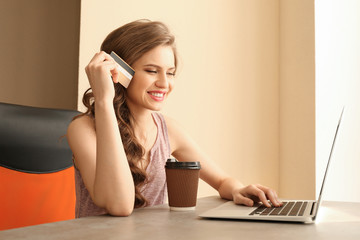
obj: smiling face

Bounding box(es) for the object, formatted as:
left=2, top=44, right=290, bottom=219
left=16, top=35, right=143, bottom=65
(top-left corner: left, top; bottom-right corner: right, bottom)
left=125, top=45, right=176, bottom=112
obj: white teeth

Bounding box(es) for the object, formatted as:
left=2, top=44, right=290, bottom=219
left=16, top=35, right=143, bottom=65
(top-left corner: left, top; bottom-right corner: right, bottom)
left=150, top=92, right=164, bottom=97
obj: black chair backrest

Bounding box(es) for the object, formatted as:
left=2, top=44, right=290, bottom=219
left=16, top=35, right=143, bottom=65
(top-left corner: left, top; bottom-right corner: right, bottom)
left=0, top=102, right=80, bottom=173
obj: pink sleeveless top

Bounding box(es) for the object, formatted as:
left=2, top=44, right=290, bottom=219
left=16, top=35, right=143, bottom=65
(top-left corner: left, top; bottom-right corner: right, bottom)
left=74, top=112, right=171, bottom=218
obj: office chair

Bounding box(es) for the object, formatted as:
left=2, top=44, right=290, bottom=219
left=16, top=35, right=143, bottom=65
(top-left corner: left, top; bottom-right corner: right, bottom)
left=0, top=102, right=80, bottom=230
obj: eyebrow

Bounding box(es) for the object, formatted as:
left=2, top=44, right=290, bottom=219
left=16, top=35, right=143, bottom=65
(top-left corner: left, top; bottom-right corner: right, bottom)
left=143, top=64, right=176, bottom=70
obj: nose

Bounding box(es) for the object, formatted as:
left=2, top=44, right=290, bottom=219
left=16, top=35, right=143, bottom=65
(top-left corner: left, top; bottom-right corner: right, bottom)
left=155, top=72, right=169, bottom=89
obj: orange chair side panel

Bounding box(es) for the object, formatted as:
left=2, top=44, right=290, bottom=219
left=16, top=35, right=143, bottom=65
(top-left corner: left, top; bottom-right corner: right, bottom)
left=0, top=166, right=75, bottom=230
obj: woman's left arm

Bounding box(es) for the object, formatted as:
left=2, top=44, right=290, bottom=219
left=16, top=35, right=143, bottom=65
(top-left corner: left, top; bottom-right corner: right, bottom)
left=165, top=115, right=282, bottom=208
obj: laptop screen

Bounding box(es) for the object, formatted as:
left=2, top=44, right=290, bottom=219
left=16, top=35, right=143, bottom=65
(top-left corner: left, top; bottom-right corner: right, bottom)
left=313, top=107, right=344, bottom=220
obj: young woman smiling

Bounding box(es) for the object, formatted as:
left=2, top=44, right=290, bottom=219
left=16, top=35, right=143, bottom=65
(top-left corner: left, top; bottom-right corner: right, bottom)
left=67, top=19, right=282, bottom=218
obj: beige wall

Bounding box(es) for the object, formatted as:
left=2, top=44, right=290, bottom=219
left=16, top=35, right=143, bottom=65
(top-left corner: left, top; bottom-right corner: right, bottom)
left=78, top=0, right=280, bottom=197
left=0, top=0, right=80, bottom=110
left=279, top=0, right=316, bottom=199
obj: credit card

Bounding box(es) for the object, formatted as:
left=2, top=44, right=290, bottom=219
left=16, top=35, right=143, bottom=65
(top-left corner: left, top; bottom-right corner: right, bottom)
left=110, top=51, right=135, bottom=88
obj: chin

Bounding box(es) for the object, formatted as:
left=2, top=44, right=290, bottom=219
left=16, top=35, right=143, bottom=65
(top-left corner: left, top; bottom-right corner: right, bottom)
left=147, top=103, right=164, bottom=112
left=150, top=106, right=163, bottom=111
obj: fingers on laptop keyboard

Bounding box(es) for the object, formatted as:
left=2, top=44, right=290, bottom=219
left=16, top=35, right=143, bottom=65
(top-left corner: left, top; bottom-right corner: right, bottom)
left=255, top=184, right=281, bottom=207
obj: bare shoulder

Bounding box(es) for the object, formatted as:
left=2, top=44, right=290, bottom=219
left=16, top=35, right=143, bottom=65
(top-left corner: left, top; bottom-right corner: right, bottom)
left=68, top=114, right=94, bottom=131
left=66, top=114, right=97, bottom=170
left=162, top=114, right=193, bottom=155
left=67, top=115, right=96, bottom=142
left=162, top=114, right=185, bottom=136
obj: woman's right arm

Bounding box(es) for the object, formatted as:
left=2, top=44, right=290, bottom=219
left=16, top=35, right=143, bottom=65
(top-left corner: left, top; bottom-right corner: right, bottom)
left=67, top=51, right=135, bottom=216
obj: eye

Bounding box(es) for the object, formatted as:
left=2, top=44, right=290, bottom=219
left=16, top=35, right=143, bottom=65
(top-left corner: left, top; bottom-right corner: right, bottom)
left=167, top=72, right=176, bottom=77
left=145, top=70, right=157, bottom=74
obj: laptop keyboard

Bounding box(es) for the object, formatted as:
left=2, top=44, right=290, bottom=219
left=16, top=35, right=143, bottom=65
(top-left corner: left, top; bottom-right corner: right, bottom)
left=249, top=201, right=308, bottom=216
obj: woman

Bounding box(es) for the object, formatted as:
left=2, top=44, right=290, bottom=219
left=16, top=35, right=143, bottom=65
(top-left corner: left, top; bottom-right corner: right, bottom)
left=67, top=19, right=282, bottom=218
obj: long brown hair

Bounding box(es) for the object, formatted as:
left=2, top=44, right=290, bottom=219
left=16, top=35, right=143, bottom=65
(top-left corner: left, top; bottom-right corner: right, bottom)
left=80, top=20, right=177, bottom=207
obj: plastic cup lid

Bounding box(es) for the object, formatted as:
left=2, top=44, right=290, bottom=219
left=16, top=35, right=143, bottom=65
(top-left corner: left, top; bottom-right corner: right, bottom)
left=165, top=158, right=201, bottom=169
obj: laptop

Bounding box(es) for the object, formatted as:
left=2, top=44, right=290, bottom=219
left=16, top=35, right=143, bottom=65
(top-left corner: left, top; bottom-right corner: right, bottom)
left=199, top=108, right=344, bottom=223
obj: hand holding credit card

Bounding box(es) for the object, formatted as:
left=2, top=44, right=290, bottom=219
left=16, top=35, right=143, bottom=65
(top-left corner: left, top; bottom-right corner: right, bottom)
left=110, top=51, right=135, bottom=88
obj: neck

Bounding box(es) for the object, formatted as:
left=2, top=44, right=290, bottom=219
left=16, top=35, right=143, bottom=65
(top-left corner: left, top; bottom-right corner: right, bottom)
left=127, top=101, right=156, bottom=141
